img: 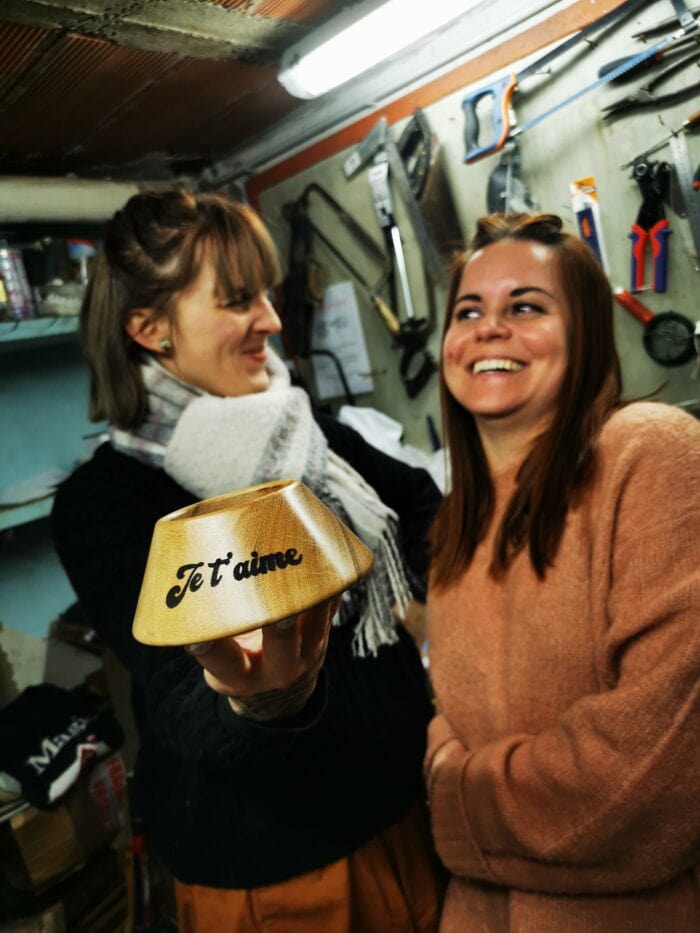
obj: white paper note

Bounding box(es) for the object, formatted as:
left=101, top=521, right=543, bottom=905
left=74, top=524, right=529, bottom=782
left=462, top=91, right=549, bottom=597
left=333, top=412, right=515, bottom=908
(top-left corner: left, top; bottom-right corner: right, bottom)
left=311, top=281, right=374, bottom=400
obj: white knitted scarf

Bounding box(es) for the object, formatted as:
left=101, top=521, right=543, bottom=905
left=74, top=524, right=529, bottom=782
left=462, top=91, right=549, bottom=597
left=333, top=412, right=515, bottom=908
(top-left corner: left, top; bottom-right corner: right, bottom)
left=110, top=352, right=412, bottom=656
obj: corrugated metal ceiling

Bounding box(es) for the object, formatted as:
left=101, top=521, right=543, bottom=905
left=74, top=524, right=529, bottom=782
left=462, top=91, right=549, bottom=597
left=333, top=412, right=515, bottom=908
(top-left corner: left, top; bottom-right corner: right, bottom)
left=0, top=0, right=346, bottom=180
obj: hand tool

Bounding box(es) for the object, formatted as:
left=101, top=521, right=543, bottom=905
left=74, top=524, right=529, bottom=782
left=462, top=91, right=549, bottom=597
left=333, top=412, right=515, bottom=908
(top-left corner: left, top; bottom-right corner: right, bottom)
left=614, top=288, right=695, bottom=365
left=368, top=153, right=416, bottom=325
left=462, top=0, right=699, bottom=163
left=486, top=139, right=538, bottom=213
left=599, top=0, right=700, bottom=79
left=397, top=109, right=464, bottom=261
left=281, top=187, right=379, bottom=404
left=344, top=116, right=442, bottom=398
left=601, top=49, right=700, bottom=119
left=620, top=109, right=700, bottom=166
left=343, top=117, right=444, bottom=284
left=283, top=183, right=401, bottom=337
left=395, top=109, right=432, bottom=201
left=598, top=34, right=699, bottom=81
left=570, top=177, right=608, bottom=270
left=632, top=3, right=700, bottom=37
left=366, top=152, right=437, bottom=398
left=629, top=159, right=672, bottom=292
left=281, top=193, right=324, bottom=360
left=668, top=131, right=700, bottom=259
left=277, top=247, right=339, bottom=404
left=426, top=414, right=442, bottom=452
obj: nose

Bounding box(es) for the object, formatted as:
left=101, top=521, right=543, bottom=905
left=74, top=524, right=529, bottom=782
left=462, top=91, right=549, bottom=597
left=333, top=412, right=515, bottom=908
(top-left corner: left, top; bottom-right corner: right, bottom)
left=252, top=291, right=282, bottom=334
left=475, top=308, right=510, bottom=341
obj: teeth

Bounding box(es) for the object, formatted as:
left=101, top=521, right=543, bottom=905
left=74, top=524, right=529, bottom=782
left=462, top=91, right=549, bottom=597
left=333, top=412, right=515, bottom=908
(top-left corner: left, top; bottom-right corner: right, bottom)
left=472, top=358, right=524, bottom=374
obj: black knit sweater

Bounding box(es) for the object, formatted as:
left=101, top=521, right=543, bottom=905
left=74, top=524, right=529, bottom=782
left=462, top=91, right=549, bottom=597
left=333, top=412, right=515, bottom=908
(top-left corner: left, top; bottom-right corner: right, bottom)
left=51, top=412, right=441, bottom=887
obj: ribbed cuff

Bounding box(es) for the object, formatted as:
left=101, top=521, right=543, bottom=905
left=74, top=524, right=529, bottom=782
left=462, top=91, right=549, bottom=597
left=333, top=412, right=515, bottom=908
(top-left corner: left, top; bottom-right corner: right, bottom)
left=427, top=718, right=497, bottom=883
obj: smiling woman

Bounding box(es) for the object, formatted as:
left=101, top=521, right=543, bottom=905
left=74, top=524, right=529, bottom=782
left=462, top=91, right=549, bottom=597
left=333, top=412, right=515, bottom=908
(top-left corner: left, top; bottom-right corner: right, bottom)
left=425, top=212, right=700, bottom=933
left=51, top=187, right=445, bottom=930
left=442, top=237, right=569, bottom=457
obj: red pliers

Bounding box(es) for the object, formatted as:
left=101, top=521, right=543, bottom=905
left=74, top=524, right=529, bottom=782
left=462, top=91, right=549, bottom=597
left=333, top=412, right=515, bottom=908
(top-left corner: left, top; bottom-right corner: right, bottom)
left=629, top=159, right=671, bottom=293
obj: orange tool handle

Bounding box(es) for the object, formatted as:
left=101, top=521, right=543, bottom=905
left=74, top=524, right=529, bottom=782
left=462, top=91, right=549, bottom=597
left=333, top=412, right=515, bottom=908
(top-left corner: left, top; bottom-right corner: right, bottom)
left=614, top=288, right=654, bottom=324
left=463, top=73, right=517, bottom=163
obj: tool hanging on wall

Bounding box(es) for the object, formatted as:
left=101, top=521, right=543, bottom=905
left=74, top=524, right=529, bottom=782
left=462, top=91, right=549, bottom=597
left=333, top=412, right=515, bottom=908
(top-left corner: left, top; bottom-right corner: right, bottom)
left=343, top=114, right=445, bottom=398
left=629, top=159, right=672, bottom=292
left=281, top=190, right=357, bottom=405
left=631, top=3, right=700, bottom=38
left=281, top=192, right=322, bottom=361
left=598, top=20, right=700, bottom=82
left=614, top=287, right=695, bottom=365
left=395, top=109, right=464, bottom=261
left=621, top=109, right=700, bottom=166
left=667, top=131, right=700, bottom=260
left=600, top=48, right=700, bottom=120
left=462, top=0, right=699, bottom=163
left=283, top=182, right=400, bottom=337
left=621, top=109, right=700, bottom=265
left=486, top=139, right=538, bottom=214
left=366, top=152, right=437, bottom=398
left=368, top=154, right=416, bottom=327
left=344, top=116, right=445, bottom=281
left=570, top=177, right=609, bottom=270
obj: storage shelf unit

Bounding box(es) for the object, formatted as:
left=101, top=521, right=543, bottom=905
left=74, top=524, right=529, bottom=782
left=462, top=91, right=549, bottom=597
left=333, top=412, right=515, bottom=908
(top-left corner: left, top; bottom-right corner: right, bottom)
left=0, top=497, right=53, bottom=533
left=0, top=315, right=78, bottom=352
left=0, top=315, right=81, bottom=533
left=1, top=308, right=99, bottom=641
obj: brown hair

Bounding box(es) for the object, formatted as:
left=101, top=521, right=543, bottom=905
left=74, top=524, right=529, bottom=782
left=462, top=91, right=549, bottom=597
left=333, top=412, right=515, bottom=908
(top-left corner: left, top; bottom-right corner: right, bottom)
left=81, top=187, right=281, bottom=428
left=430, top=213, right=623, bottom=586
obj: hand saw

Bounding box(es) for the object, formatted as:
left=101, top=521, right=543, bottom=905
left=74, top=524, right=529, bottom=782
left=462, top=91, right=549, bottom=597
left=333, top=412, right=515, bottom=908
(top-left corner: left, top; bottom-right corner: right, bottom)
left=286, top=183, right=402, bottom=336
left=463, top=0, right=698, bottom=163
left=343, top=117, right=444, bottom=285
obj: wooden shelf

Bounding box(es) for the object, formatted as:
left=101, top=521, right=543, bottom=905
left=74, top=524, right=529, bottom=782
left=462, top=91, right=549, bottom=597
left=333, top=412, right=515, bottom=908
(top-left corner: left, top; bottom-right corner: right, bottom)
left=0, top=316, right=79, bottom=352
left=0, top=496, right=53, bottom=532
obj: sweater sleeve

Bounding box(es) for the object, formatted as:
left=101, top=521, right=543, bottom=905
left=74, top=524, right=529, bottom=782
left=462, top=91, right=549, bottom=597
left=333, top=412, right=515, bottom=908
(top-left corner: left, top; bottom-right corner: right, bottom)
left=50, top=449, right=325, bottom=770
left=427, top=410, right=700, bottom=895
left=314, top=410, right=442, bottom=590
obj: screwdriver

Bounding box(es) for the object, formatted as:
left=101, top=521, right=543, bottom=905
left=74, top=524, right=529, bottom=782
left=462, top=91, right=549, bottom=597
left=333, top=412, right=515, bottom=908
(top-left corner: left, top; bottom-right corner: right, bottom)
left=621, top=109, right=700, bottom=168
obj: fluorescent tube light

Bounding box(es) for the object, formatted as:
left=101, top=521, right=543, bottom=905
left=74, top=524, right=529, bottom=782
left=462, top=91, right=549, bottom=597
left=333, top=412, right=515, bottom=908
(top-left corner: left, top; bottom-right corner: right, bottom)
left=278, top=0, right=484, bottom=99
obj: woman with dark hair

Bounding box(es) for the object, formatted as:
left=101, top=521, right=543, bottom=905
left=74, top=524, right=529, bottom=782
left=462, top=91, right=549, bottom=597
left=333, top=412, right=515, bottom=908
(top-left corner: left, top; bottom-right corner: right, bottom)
left=51, top=187, right=445, bottom=930
left=425, top=213, right=699, bottom=932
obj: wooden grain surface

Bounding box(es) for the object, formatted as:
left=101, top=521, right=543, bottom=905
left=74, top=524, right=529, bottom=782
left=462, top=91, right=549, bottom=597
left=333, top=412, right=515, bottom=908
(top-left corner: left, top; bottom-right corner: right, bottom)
left=132, top=480, right=374, bottom=646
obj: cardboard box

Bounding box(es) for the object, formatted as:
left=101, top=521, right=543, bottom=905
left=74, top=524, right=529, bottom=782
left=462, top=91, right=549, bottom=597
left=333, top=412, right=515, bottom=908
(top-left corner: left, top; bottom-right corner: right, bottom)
left=0, top=849, right=127, bottom=932
left=0, top=902, right=65, bottom=932
left=0, top=755, right=125, bottom=895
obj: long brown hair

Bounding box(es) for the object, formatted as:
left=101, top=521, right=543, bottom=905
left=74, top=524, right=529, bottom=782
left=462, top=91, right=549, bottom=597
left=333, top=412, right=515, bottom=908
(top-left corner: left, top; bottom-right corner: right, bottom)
left=81, top=187, right=281, bottom=429
left=430, top=213, right=622, bottom=586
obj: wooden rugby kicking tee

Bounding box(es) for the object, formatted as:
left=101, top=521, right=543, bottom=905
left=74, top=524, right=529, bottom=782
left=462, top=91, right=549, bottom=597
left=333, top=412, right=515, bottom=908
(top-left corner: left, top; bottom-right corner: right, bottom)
left=132, top=479, right=374, bottom=646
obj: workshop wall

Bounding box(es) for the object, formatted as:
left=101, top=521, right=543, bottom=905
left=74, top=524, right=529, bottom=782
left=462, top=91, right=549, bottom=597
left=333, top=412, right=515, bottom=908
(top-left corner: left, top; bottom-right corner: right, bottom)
left=258, top=0, right=699, bottom=453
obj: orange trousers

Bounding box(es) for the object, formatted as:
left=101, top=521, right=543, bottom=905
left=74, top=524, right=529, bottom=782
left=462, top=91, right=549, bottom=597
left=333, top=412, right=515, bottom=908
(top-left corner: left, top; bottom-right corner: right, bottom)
left=175, top=800, right=445, bottom=932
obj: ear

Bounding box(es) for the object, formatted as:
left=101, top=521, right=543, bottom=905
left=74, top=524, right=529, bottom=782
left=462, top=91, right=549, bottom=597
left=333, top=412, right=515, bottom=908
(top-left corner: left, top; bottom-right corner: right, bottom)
left=125, top=308, right=170, bottom=353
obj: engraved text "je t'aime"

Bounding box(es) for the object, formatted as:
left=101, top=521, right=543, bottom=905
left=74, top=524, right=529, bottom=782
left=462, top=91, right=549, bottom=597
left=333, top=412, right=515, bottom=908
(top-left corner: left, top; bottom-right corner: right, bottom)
left=165, top=548, right=303, bottom=608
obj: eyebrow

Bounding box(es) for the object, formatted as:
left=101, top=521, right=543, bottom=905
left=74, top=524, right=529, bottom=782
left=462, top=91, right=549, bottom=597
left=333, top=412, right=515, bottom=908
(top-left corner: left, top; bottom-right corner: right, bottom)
left=455, top=285, right=556, bottom=302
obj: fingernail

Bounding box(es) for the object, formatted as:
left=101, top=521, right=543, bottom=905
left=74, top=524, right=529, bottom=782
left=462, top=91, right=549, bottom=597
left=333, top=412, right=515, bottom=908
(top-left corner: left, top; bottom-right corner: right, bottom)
left=276, top=617, right=295, bottom=630
left=187, top=641, right=213, bottom=655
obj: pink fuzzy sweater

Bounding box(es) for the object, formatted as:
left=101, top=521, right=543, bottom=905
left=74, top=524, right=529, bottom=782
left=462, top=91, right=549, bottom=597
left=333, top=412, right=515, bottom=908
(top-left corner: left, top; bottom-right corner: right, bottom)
left=426, top=402, right=699, bottom=932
